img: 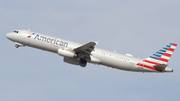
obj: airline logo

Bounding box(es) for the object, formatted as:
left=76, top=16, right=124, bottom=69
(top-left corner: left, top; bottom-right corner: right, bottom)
left=27, top=33, right=36, bottom=38
left=34, top=34, right=68, bottom=47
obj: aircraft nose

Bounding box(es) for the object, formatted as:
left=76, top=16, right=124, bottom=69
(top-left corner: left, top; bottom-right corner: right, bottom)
left=6, top=33, right=12, bottom=39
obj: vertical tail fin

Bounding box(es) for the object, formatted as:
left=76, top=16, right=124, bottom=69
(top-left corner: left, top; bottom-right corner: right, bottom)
left=143, top=43, right=177, bottom=65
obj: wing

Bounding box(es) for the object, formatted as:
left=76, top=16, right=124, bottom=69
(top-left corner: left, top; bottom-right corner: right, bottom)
left=73, top=41, right=98, bottom=60
left=74, top=42, right=98, bottom=55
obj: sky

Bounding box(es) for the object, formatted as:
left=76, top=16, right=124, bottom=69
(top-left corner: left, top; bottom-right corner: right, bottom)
left=1, top=0, right=180, bottom=101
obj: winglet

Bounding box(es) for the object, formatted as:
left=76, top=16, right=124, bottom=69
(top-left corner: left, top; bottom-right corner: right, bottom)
left=95, top=41, right=99, bottom=45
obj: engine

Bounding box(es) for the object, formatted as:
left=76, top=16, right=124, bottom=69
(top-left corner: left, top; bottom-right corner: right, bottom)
left=58, top=48, right=77, bottom=58
left=64, top=57, right=87, bottom=67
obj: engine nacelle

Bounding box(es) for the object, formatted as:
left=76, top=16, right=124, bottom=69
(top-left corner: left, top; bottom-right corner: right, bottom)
left=64, top=57, right=80, bottom=65
left=58, top=48, right=77, bottom=58
left=64, top=57, right=87, bottom=67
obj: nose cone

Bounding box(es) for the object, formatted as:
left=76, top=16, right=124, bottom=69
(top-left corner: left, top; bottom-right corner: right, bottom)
left=6, top=33, right=12, bottom=39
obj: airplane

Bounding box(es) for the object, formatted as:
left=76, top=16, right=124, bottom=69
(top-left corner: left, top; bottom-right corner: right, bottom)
left=6, top=30, right=177, bottom=73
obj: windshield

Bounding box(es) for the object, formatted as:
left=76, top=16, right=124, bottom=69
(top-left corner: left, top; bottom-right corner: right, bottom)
left=14, top=30, right=18, bottom=33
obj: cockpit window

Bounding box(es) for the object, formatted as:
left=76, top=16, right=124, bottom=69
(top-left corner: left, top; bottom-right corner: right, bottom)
left=14, top=31, right=18, bottom=33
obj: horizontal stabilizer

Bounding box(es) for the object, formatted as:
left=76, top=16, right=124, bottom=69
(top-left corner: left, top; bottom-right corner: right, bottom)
left=154, top=64, right=167, bottom=70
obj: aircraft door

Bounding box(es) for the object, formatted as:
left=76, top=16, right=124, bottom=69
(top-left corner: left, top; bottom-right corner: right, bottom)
left=21, top=30, right=31, bottom=39
left=20, top=30, right=31, bottom=45
left=20, top=30, right=28, bottom=39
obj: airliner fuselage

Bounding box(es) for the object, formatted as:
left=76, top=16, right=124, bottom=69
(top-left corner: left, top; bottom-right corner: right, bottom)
left=6, top=30, right=176, bottom=73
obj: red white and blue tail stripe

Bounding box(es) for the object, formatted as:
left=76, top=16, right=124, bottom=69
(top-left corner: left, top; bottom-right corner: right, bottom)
left=137, top=43, right=177, bottom=72
left=144, top=43, right=177, bottom=65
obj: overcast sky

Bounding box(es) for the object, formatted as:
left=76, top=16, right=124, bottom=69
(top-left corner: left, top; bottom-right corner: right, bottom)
left=1, top=0, right=180, bottom=101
